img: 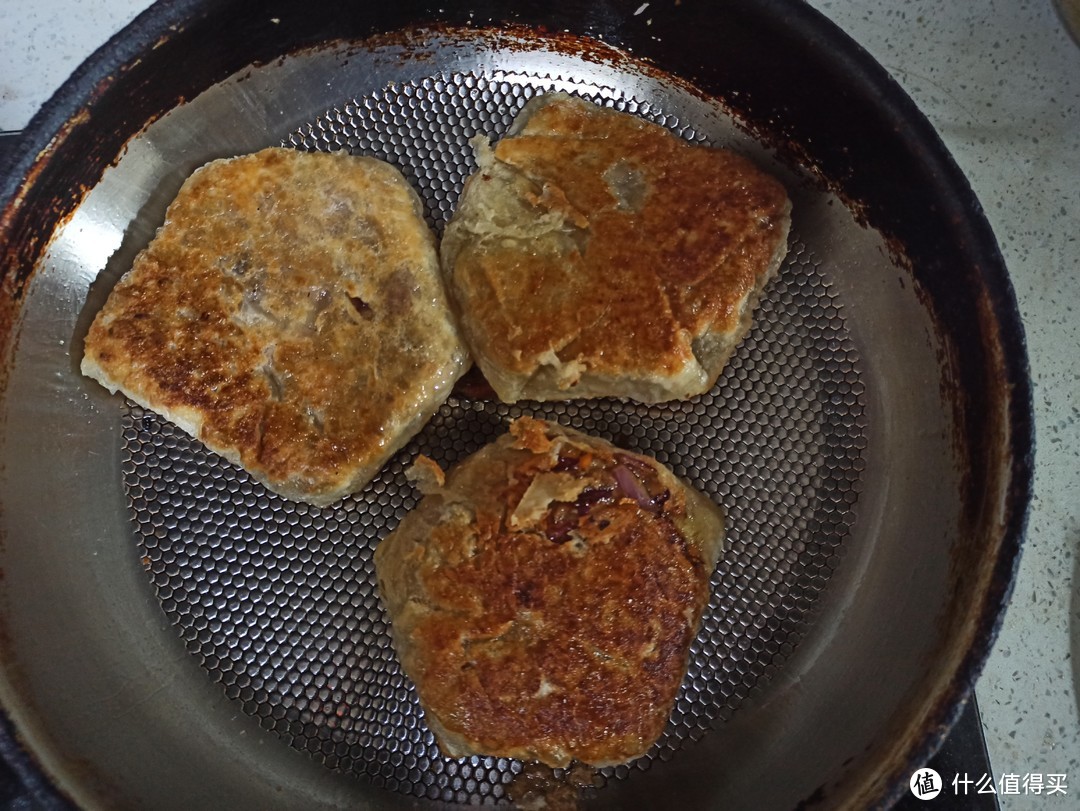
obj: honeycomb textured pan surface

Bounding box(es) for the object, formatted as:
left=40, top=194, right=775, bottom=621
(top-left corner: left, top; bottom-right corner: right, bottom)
left=121, top=71, right=867, bottom=804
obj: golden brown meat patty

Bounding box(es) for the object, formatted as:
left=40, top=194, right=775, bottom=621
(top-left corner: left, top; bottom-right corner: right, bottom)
left=81, top=147, right=469, bottom=506
left=441, top=92, right=791, bottom=404
left=374, top=416, right=725, bottom=767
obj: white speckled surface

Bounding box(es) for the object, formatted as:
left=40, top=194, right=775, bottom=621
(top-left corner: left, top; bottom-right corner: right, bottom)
left=0, top=0, right=149, bottom=132
left=1, top=0, right=1078, bottom=807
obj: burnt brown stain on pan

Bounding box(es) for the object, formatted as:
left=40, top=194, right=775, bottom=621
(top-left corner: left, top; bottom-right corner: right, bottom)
left=0, top=0, right=1032, bottom=807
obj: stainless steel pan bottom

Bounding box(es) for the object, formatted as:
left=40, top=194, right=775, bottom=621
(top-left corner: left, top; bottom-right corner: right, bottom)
left=120, top=71, right=867, bottom=803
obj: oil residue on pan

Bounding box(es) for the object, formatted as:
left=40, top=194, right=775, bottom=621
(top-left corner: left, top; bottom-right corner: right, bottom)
left=122, top=71, right=867, bottom=804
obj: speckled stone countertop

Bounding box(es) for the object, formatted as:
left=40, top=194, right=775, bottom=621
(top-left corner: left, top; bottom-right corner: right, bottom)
left=2, top=0, right=1078, bottom=808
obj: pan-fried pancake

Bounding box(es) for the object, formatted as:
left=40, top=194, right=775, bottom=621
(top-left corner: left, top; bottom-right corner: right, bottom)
left=374, top=416, right=724, bottom=767
left=441, top=92, right=791, bottom=403
left=81, top=147, right=469, bottom=507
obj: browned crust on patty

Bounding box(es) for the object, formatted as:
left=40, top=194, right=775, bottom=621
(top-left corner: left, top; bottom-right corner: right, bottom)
left=441, top=92, right=791, bottom=403
left=374, top=417, right=724, bottom=767
left=81, top=147, right=469, bottom=506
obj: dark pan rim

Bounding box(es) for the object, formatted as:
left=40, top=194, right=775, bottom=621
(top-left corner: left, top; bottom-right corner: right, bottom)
left=0, top=0, right=1034, bottom=807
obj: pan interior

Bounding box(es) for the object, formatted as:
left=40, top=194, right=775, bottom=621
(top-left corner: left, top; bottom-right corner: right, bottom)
left=122, top=68, right=867, bottom=803
left=1, top=34, right=960, bottom=811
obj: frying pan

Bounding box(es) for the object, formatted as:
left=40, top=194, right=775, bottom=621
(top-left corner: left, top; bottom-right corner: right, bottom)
left=0, top=0, right=1033, bottom=808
